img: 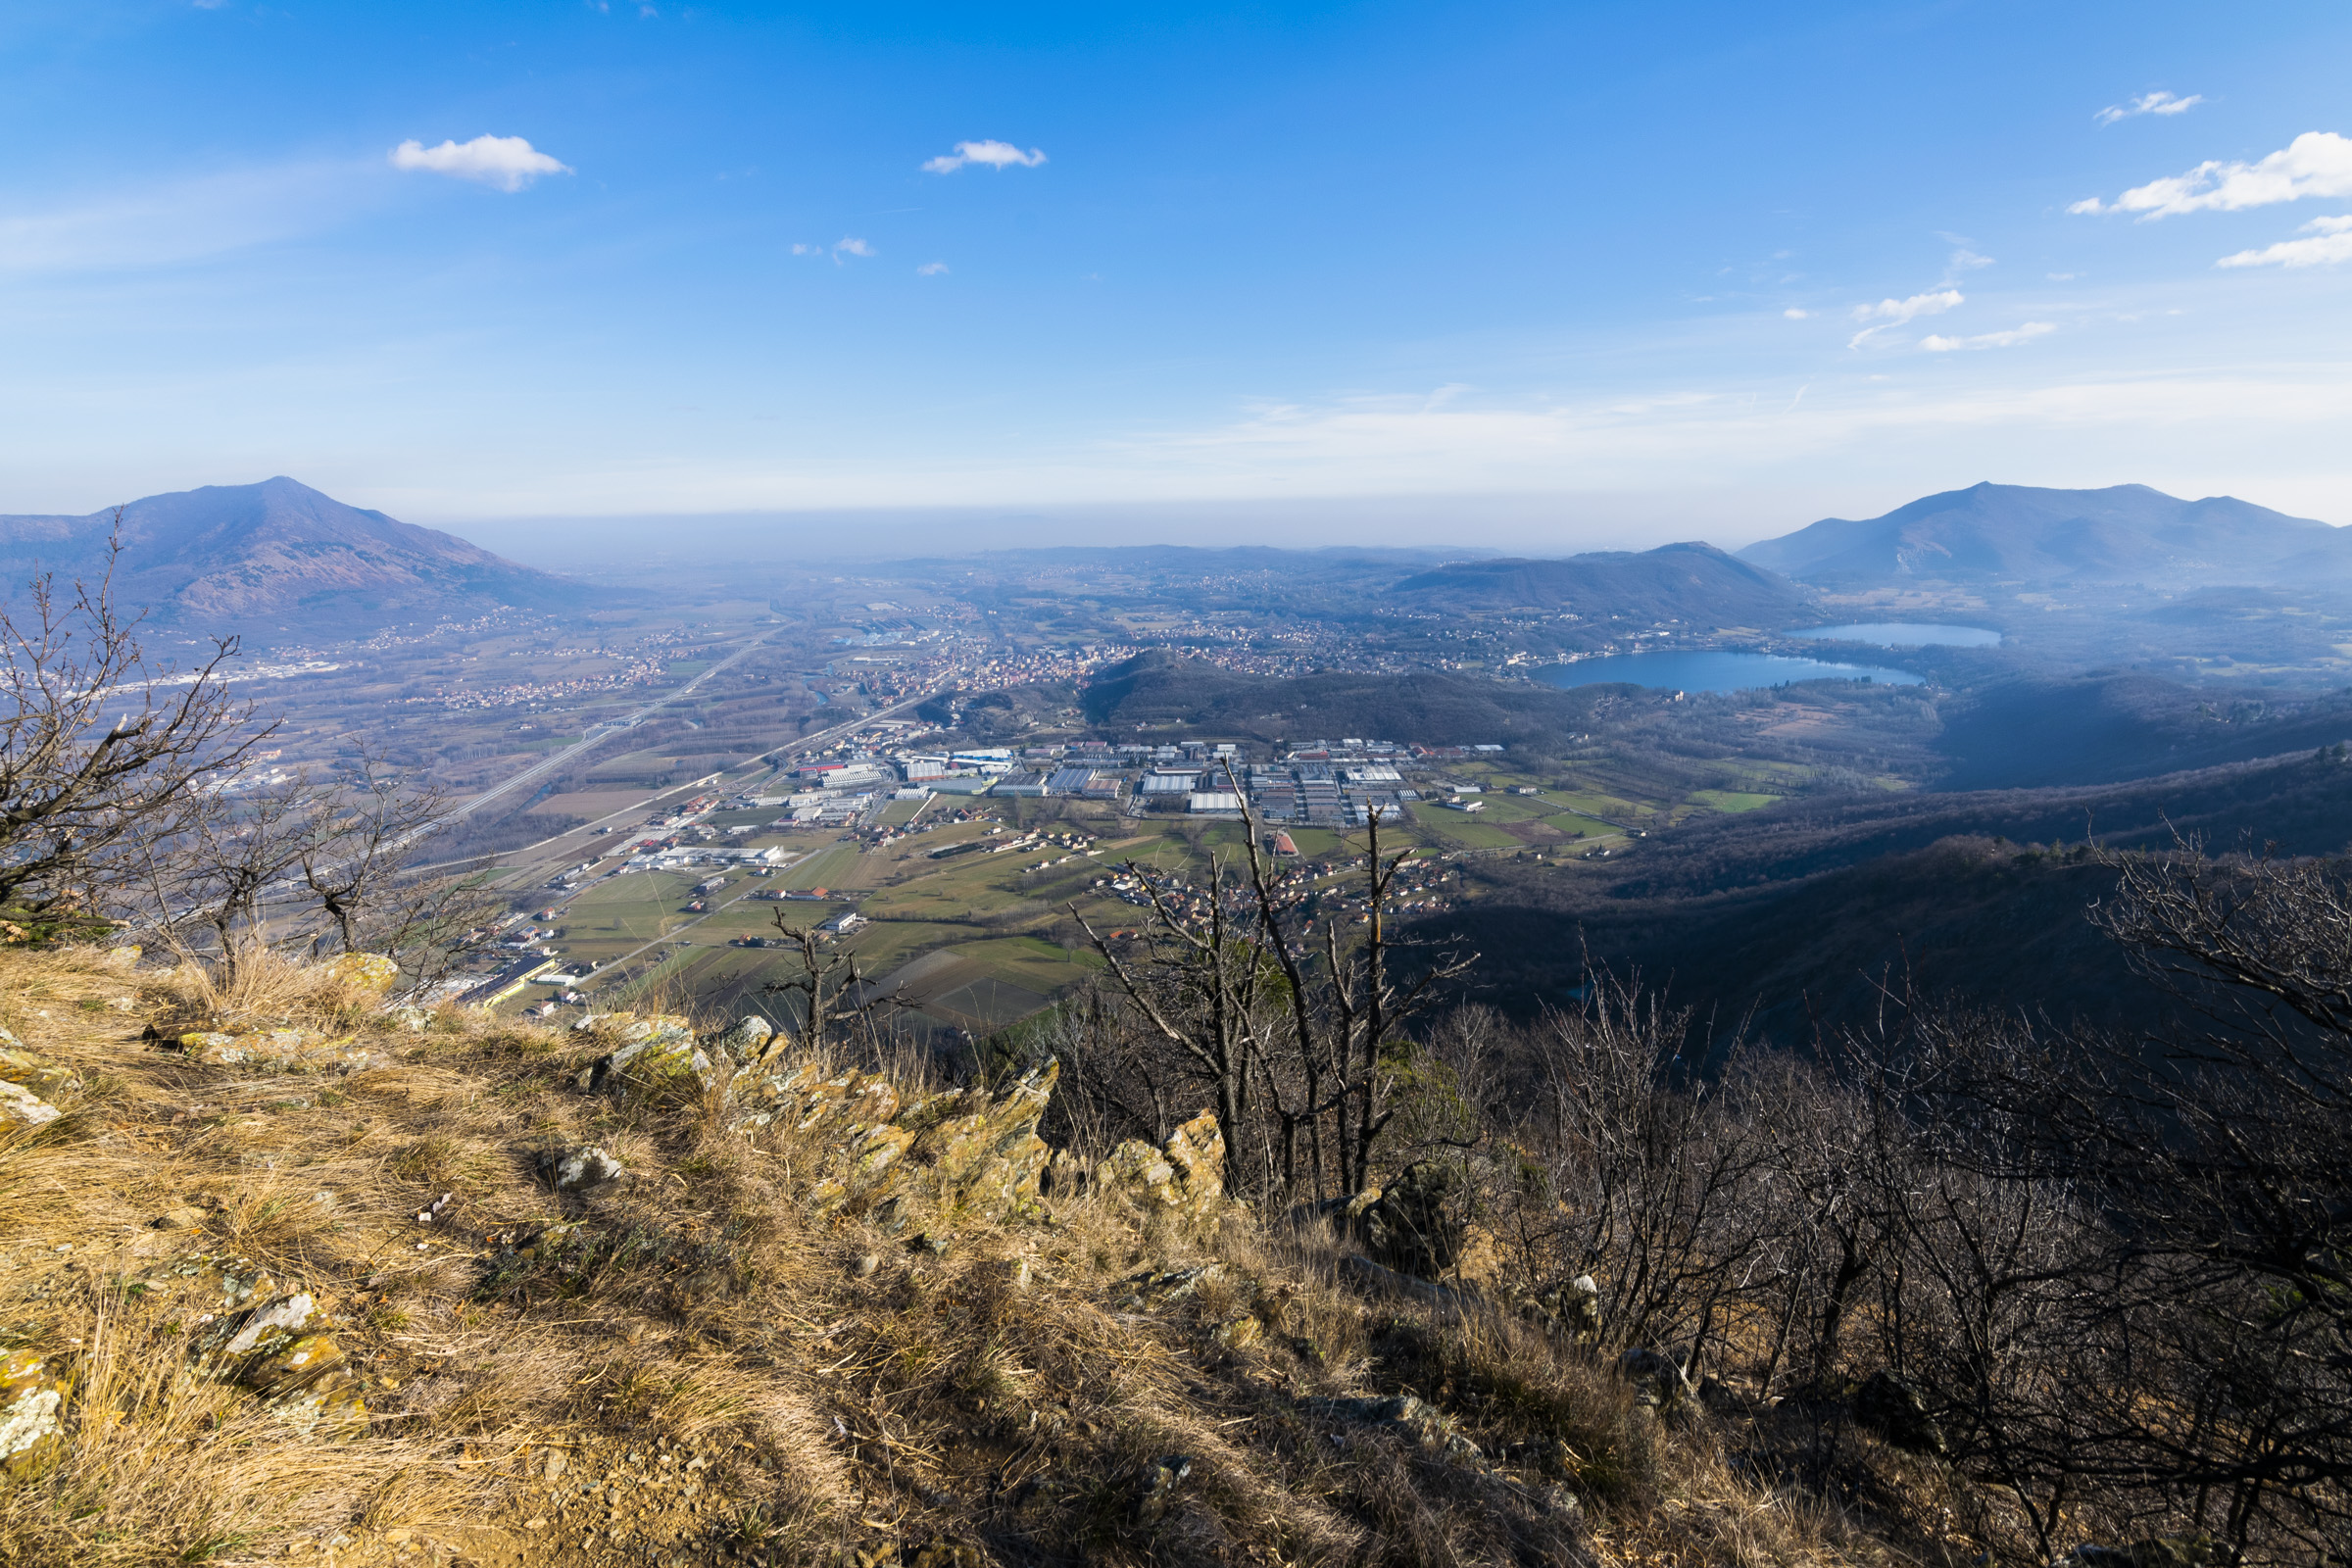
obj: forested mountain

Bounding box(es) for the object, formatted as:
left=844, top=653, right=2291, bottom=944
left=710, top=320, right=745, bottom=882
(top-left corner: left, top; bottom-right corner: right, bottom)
left=1389, top=541, right=1812, bottom=625
left=1742, top=481, right=2349, bottom=587
left=0, top=476, right=577, bottom=626
left=1080, top=649, right=1638, bottom=746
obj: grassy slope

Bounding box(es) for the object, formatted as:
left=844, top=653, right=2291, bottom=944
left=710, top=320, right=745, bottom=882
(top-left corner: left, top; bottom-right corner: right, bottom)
left=0, top=947, right=1883, bottom=1568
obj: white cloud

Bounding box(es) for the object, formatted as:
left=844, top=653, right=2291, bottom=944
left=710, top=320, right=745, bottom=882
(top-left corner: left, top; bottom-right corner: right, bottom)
left=2070, top=130, right=2352, bottom=218
left=1783, top=307, right=1809, bottom=318
left=2094, top=90, right=2203, bottom=125
left=916, top=261, right=949, bottom=275
left=790, top=242, right=820, bottom=256
left=1920, top=321, right=2056, bottom=352
left=2048, top=271, right=2078, bottom=280
left=1947, top=247, right=1994, bottom=272
left=834, top=236, right=873, bottom=259
left=1852, top=288, right=1965, bottom=323
left=390, top=135, right=570, bottom=192
left=1848, top=288, right=1964, bottom=347
left=921, top=140, right=1047, bottom=174
left=2216, top=213, right=2352, bottom=269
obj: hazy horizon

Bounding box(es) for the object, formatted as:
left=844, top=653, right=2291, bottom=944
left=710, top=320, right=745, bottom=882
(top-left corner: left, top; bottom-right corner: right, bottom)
left=5, top=2, right=2348, bottom=533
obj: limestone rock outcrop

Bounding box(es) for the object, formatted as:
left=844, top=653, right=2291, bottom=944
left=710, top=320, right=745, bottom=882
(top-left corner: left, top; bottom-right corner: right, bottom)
left=0, top=1032, right=76, bottom=1126
left=1100, top=1109, right=1226, bottom=1220
left=192, top=1291, right=368, bottom=1438
left=176, top=1029, right=387, bottom=1074
left=724, top=1055, right=1060, bottom=1232
left=321, top=952, right=401, bottom=993
left=573, top=1013, right=711, bottom=1094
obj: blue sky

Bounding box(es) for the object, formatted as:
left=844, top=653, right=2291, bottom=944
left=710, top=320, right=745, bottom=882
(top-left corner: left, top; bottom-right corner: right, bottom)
left=3, top=0, right=2349, bottom=553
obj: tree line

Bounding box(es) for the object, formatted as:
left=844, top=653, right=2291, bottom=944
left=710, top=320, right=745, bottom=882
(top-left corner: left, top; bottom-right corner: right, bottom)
left=1015, top=772, right=2351, bottom=1564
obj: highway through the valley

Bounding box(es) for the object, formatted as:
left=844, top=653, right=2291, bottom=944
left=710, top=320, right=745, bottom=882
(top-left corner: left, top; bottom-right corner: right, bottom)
left=445, top=622, right=788, bottom=824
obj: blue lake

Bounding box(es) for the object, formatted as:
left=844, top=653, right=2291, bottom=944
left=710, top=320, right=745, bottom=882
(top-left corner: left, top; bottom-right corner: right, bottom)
left=1793, top=622, right=2002, bottom=647
left=1534, top=650, right=1925, bottom=693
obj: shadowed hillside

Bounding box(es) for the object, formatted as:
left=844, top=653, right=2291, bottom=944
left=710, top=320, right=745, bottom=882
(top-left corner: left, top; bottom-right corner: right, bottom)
left=1931, top=673, right=2352, bottom=789
left=1080, top=650, right=1638, bottom=747
left=1409, top=746, right=2352, bottom=1042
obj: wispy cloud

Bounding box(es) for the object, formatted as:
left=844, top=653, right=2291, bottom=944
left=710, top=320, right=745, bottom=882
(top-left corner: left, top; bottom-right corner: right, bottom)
left=390, top=135, right=571, bottom=192
left=921, top=140, right=1047, bottom=174
left=1848, top=288, right=1964, bottom=347
left=834, top=236, right=873, bottom=259
left=1783, top=308, right=1809, bottom=319
left=1921, top=322, right=2055, bottom=352
left=0, top=161, right=366, bottom=275
left=2094, top=90, right=2203, bottom=125
left=2216, top=214, right=2352, bottom=270
left=2070, top=130, right=2352, bottom=218
left=916, top=261, right=949, bottom=275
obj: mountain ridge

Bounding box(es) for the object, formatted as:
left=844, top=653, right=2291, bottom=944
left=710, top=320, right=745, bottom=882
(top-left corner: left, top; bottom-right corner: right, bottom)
left=0, top=476, right=578, bottom=626
left=1741, top=480, right=2349, bottom=587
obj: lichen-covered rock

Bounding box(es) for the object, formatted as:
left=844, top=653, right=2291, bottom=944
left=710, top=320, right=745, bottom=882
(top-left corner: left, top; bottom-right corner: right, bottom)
left=1209, top=1312, right=1262, bottom=1351
left=194, top=1292, right=367, bottom=1438
left=577, top=1013, right=710, bottom=1094
left=1363, top=1160, right=1464, bottom=1279
left=1530, top=1273, right=1603, bottom=1343
left=1101, top=1108, right=1225, bottom=1219
left=0, top=1078, right=62, bottom=1128
left=177, top=1029, right=385, bottom=1074
left=706, top=1015, right=776, bottom=1058
left=321, top=952, right=401, bottom=993
left=722, top=1057, right=1060, bottom=1233
left=122, top=1250, right=280, bottom=1311
left=0, top=1038, right=80, bottom=1099
left=903, top=1060, right=1057, bottom=1219
left=1161, top=1110, right=1225, bottom=1202
left=0, top=1349, right=65, bottom=1476
left=547, top=1145, right=624, bottom=1192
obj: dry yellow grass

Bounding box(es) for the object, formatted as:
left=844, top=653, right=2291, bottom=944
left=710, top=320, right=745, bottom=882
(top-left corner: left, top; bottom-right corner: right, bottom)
left=0, top=944, right=1904, bottom=1568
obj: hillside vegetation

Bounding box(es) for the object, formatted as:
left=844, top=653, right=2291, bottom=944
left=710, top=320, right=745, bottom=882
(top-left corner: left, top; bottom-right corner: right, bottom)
left=0, top=945, right=1846, bottom=1568
left=1389, top=543, right=1812, bottom=628
left=1080, top=651, right=1638, bottom=748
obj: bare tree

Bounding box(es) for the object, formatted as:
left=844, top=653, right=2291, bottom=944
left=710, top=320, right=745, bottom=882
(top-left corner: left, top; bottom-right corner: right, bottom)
left=0, top=526, right=271, bottom=930
left=297, top=750, right=464, bottom=956
left=1069, top=848, right=1272, bottom=1193
left=759, top=910, right=911, bottom=1058
left=1069, top=777, right=1474, bottom=1202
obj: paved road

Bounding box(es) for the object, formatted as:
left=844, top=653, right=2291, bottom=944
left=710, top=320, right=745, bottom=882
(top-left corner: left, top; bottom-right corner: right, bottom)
left=447, top=623, right=789, bottom=823
left=446, top=688, right=937, bottom=883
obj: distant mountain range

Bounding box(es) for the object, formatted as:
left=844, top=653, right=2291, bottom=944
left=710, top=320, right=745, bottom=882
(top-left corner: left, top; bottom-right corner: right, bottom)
left=0, top=477, right=575, bottom=629
left=1740, top=481, right=2350, bottom=588
left=1389, top=541, right=1812, bottom=626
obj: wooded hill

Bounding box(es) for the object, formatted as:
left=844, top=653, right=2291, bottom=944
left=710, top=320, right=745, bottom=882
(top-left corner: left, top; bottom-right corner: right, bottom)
left=1080, top=650, right=1645, bottom=747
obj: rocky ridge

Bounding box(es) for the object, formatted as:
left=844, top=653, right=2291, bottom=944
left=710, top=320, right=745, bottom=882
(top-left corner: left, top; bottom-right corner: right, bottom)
left=0, top=944, right=1922, bottom=1568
